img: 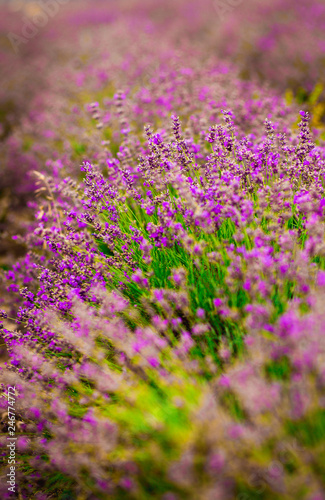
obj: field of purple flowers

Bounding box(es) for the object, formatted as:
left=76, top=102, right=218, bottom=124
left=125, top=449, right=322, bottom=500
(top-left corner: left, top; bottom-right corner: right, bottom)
left=0, top=1, right=325, bottom=499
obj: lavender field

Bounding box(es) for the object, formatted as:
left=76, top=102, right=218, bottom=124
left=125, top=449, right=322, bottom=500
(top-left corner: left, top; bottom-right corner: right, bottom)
left=0, top=1, right=325, bottom=498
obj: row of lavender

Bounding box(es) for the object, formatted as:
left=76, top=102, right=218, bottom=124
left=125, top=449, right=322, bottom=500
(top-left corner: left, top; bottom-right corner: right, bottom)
left=1, top=0, right=325, bottom=194
left=0, top=1, right=325, bottom=499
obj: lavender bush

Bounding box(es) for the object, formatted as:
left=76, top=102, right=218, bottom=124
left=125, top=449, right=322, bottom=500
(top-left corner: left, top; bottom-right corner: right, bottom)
left=1, top=105, right=325, bottom=498
left=1, top=1, right=325, bottom=499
